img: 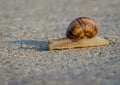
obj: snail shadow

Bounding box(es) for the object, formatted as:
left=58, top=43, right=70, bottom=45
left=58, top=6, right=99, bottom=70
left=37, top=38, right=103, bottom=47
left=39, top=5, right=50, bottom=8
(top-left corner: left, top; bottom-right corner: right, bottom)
left=10, top=40, right=48, bottom=51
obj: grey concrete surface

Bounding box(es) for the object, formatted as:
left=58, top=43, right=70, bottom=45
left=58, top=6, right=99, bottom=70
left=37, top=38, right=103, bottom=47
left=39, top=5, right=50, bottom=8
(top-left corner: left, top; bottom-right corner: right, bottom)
left=0, top=0, right=120, bottom=85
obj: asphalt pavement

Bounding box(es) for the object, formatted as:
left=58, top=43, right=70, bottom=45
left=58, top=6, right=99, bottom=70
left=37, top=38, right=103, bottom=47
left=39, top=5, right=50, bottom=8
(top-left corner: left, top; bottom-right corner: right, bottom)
left=0, top=0, right=120, bottom=85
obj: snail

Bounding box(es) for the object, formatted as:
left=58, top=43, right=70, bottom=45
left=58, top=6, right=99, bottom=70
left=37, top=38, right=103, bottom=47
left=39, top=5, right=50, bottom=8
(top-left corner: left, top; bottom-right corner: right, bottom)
left=48, top=17, right=110, bottom=51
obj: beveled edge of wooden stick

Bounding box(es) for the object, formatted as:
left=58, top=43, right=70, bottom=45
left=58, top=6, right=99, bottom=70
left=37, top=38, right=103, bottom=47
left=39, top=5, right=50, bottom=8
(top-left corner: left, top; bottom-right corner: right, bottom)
left=48, top=36, right=110, bottom=51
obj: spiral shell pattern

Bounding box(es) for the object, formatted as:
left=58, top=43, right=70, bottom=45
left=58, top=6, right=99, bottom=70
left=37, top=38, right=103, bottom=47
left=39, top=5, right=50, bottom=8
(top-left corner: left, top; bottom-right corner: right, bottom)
left=66, top=17, right=98, bottom=39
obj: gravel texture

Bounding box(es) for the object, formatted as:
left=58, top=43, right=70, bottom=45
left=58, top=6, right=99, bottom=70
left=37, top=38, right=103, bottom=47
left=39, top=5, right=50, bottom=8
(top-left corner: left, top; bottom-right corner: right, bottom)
left=0, top=0, right=120, bottom=85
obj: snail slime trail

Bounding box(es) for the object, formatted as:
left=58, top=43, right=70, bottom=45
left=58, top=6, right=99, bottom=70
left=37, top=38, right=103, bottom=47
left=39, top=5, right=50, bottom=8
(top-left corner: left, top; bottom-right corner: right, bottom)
left=48, top=17, right=110, bottom=51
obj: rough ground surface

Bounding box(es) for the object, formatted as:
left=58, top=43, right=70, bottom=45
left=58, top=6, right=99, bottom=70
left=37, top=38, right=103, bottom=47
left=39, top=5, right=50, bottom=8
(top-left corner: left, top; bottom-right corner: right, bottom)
left=0, top=0, right=120, bottom=85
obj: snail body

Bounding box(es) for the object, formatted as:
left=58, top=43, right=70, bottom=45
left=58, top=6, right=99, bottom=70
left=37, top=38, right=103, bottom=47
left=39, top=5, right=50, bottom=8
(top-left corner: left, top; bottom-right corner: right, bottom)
left=66, top=17, right=98, bottom=40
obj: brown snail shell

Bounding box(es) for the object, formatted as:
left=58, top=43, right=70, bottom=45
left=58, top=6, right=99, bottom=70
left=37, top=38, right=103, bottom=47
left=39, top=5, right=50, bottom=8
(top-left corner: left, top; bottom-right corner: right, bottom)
left=66, top=17, right=98, bottom=39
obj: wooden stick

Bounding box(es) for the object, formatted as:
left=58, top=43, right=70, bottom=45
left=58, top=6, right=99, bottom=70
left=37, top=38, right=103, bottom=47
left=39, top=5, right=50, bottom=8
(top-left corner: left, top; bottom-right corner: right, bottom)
left=48, top=36, right=110, bottom=51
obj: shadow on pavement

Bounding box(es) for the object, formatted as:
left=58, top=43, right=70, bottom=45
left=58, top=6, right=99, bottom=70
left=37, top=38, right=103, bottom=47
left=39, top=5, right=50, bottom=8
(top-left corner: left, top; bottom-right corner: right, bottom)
left=9, top=40, right=48, bottom=51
